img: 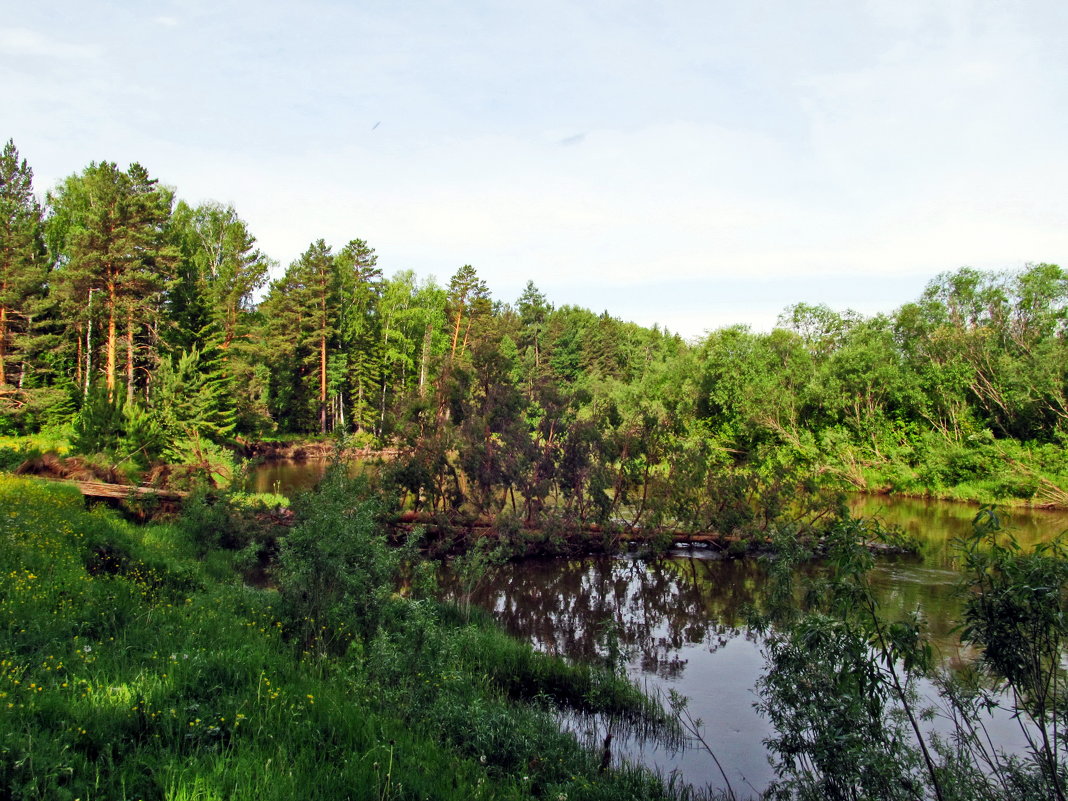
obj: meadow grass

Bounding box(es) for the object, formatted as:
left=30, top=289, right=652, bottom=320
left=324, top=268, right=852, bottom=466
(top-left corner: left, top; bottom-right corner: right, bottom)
left=0, top=475, right=704, bottom=801
left=0, top=431, right=72, bottom=470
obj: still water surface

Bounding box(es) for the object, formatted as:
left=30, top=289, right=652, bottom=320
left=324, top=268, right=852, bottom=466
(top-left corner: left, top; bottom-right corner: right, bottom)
left=249, top=461, right=1068, bottom=794
left=465, top=499, right=1067, bottom=794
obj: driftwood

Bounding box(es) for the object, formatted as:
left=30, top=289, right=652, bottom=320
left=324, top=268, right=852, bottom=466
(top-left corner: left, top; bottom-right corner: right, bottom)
left=237, top=440, right=402, bottom=463
left=29, top=477, right=188, bottom=502
left=389, top=510, right=738, bottom=549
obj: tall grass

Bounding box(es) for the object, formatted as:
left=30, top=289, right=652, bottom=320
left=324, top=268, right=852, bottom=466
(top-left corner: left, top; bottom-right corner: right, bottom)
left=0, top=475, right=708, bottom=801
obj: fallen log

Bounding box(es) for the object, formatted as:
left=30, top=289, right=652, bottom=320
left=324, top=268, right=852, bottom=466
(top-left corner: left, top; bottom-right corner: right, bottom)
left=388, top=510, right=740, bottom=550
left=28, top=477, right=188, bottom=502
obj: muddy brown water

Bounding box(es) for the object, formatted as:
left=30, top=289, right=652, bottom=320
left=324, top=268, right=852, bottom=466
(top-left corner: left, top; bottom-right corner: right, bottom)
left=249, top=461, right=1068, bottom=794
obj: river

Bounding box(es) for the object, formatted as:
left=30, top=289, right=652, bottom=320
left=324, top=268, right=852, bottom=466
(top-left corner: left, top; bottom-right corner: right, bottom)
left=248, top=460, right=1068, bottom=795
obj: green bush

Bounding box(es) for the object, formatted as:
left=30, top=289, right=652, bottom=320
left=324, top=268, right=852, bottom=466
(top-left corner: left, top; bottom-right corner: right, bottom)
left=754, top=508, right=1068, bottom=801
left=276, top=466, right=404, bottom=652
left=1, top=475, right=699, bottom=801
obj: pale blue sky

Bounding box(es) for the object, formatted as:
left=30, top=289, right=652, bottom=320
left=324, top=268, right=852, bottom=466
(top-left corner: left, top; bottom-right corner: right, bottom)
left=4, top=1, right=1067, bottom=338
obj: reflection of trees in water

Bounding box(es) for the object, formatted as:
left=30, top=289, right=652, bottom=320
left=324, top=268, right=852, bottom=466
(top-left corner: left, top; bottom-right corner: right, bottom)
left=850, top=496, right=1068, bottom=570
left=442, top=550, right=975, bottom=682
left=435, top=499, right=1068, bottom=701
left=448, top=555, right=770, bottom=680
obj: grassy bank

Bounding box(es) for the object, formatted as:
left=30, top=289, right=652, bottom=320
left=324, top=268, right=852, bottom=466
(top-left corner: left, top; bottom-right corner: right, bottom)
left=0, top=431, right=71, bottom=470
left=0, top=474, right=699, bottom=801
left=839, top=433, right=1068, bottom=509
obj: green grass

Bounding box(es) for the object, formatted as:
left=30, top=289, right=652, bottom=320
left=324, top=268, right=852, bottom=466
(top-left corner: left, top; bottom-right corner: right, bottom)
left=0, top=431, right=72, bottom=470
left=0, top=429, right=72, bottom=454
left=845, top=439, right=1068, bottom=508
left=0, top=475, right=703, bottom=801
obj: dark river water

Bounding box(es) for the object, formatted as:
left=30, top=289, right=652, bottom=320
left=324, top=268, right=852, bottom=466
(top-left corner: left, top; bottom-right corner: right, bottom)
left=249, top=460, right=1068, bottom=795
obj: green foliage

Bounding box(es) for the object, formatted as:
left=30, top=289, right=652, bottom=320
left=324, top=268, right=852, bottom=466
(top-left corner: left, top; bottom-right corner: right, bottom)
left=0, top=139, right=50, bottom=425
left=753, top=516, right=937, bottom=799
left=753, top=509, right=1068, bottom=801
left=451, top=536, right=510, bottom=620
left=121, top=397, right=169, bottom=464
left=153, top=346, right=237, bottom=448
left=276, top=466, right=406, bottom=651
left=6, top=131, right=1068, bottom=514
left=71, top=385, right=168, bottom=467
left=71, top=384, right=128, bottom=455
left=48, top=159, right=176, bottom=402
left=758, top=615, right=926, bottom=801
left=68, top=353, right=241, bottom=478
left=1, top=474, right=699, bottom=801
left=956, top=508, right=1068, bottom=798
left=168, top=200, right=272, bottom=351
left=177, top=485, right=279, bottom=556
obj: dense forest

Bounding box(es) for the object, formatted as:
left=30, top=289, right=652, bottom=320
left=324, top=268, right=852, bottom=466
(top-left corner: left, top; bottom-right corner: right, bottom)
left=2, top=138, right=1067, bottom=516
left=6, top=138, right=1068, bottom=800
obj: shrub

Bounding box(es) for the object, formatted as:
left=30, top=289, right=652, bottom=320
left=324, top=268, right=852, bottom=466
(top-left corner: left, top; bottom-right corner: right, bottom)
left=275, top=467, right=405, bottom=652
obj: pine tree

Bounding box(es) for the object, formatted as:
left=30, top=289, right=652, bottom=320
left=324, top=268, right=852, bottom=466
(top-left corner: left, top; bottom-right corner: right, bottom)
left=335, top=238, right=382, bottom=432
left=446, top=264, right=489, bottom=363
left=516, top=279, right=552, bottom=389
left=153, top=346, right=236, bottom=456
left=261, top=240, right=338, bottom=433
left=0, top=140, right=48, bottom=407
left=48, top=161, right=176, bottom=401
left=168, top=201, right=273, bottom=433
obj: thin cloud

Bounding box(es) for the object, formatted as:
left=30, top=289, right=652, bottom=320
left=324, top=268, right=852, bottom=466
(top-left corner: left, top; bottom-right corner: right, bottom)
left=5, top=1, right=1066, bottom=337
left=0, top=27, right=100, bottom=59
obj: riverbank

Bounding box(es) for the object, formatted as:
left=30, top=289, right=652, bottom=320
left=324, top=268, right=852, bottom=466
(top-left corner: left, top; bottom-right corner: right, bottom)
left=0, top=475, right=706, bottom=801
left=241, top=437, right=1068, bottom=511
left=4, top=430, right=1067, bottom=511
left=847, top=470, right=1068, bottom=510
left=236, top=437, right=401, bottom=463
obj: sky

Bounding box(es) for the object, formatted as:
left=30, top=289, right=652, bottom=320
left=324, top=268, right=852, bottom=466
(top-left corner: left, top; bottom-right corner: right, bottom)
left=4, top=0, right=1068, bottom=339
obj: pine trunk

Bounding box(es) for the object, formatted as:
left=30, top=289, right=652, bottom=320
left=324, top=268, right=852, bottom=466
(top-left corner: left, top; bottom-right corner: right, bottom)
left=224, top=305, right=237, bottom=349
left=420, top=324, right=432, bottom=395
left=460, top=315, right=473, bottom=358
left=126, top=308, right=135, bottom=405
left=450, top=307, right=463, bottom=361
left=379, top=376, right=388, bottom=435
left=320, top=333, right=327, bottom=434
left=106, top=283, right=117, bottom=397
left=0, top=303, right=7, bottom=386
left=75, top=323, right=83, bottom=391
left=356, top=381, right=363, bottom=433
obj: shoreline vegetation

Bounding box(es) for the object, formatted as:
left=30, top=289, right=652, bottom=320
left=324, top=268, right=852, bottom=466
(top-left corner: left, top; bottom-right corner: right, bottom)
left=3, top=137, right=1068, bottom=796
left=5, top=464, right=1068, bottom=800
left=1, top=136, right=1067, bottom=522
left=0, top=474, right=701, bottom=801
left=4, top=435, right=1065, bottom=507
left=0, top=434, right=1061, bottom=566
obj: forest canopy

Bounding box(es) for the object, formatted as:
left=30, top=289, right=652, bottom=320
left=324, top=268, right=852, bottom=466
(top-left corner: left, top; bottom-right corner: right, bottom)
left=2, top=139, right=1067, bottom=509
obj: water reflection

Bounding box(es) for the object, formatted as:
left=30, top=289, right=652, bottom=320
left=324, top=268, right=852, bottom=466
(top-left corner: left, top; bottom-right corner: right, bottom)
left=462, top=550, right=975, bottom=677
left=250, top=459, right=1068, bottom=794
left=242, top=459, right=329, bottom=495
left=242, top=459, right=359, bottom=496
left=482, top=556, right=760, bottom=671
left=448, top=505, right=1067, bottom=795
left=850, top=495, right=1068, bottom=569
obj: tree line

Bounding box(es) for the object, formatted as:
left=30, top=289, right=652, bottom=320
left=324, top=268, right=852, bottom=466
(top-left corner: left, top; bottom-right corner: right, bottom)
left=2, top=138, right=1067, bottom=514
